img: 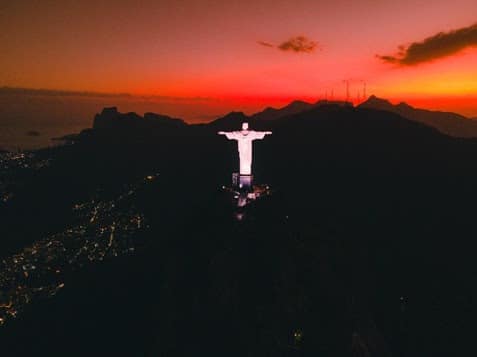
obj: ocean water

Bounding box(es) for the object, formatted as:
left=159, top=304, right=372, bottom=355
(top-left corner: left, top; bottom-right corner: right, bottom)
left=0, top=93, right=98, bottom=151
left=0, top=121, right=88, bottom=151
left=0, top=90, right=237, bottom=151
left=0, top=92, right=199, bottom=151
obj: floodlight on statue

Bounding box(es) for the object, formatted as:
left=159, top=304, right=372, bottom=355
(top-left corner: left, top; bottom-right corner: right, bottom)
left=218, top=122, right=272, bottom=189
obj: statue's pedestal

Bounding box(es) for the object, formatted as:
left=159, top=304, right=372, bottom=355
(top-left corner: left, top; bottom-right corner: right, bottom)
left=232, top=173, right=253, bottom=191
left=221, top=178, right=272, bottom=220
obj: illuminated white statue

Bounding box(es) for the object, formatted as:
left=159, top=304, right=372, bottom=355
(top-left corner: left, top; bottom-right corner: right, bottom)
left=218, top=122, right=272, bottom=176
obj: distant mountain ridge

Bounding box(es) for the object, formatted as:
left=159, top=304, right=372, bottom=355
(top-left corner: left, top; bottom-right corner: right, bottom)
left=92, top=97, right=477, bottom=139
left=251, top=99, right=352, bottom=121
left=205, top=100, right=352, bottom=130
left=206, top=111, right=250, bottom=130
left=93, top=107, right=186, bottom=130
left=359, top=95, right=477, bottom=138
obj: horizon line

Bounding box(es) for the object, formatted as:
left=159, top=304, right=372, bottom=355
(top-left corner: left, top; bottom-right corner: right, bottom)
left=0, top=85, right=475, bottom=119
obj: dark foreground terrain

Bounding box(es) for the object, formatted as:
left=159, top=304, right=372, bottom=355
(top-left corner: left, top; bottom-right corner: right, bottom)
left=1, top=104, right=477, bottom=356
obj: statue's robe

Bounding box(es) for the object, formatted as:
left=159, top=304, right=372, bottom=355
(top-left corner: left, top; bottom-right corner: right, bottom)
left=223, top=131, right=269, bottom=175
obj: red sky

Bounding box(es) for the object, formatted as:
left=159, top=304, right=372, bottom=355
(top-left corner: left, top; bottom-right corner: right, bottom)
left=1, top=0, right=477, bottom=120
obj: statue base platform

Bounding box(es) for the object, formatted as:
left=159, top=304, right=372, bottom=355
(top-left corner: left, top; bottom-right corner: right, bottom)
left=221, top=181, right=272, bottom=220
left=232, top=173, right=253, bottom=191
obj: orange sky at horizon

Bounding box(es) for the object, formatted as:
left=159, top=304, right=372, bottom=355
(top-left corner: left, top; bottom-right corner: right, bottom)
left=1, top=0, right=477, bottom=118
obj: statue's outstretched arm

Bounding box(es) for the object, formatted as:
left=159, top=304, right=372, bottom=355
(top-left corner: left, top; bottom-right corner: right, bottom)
left=218, top=131, right=237, bottom=140
left=251, top=131, right=272, bottom=140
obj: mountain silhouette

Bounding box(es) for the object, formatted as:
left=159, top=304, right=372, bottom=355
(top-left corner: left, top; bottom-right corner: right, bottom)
left=359, top=95, right=477, bottom=138
left=208, top=111, right=250, bottom=130
left=251, top=99, right=352, bottom=121
left=93, top=107, right=186, bottom=130
left=2, top=101, right=477, bottom=357
left=251, top=100, right=314, bottom=121
left=206, top=99, right=353, bottom=131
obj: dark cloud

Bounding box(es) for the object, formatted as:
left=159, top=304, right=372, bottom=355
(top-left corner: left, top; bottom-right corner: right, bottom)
left=0, top=87, right=212, bottom=102
left=278, top=36, right=319, bottom=53
left=378, top=23, right=477, bottom=66
left=0, top=86, right=132, bottom=98
left=257, top=36, right=319, bottom=53
left=257, top=41, right=274, bottom=48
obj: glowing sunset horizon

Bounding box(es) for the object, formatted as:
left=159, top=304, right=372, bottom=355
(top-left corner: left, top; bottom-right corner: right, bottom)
left=1, top=1, right=477, bottom=118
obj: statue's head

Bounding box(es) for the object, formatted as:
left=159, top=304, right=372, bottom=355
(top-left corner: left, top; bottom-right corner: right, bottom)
left=242, top=122, right=249, bottom=131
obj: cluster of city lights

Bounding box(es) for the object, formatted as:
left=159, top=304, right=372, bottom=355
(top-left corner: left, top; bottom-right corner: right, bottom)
left=0, top=151, right=51, bottom=204
left=0, top=175, right=157, bottom=326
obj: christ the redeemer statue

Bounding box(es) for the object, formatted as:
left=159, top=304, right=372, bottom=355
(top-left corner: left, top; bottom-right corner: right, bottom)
left=218, top=122, right=272, bottom=178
